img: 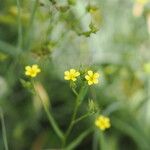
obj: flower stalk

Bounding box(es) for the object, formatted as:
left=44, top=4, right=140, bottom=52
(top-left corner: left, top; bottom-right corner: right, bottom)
left=31, top=80, right=64, bottom=141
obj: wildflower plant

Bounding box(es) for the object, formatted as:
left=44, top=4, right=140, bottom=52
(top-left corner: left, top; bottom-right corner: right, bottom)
left=3, top=0, right=150, bottom=149
left=22, top=66, right=108, bottom=149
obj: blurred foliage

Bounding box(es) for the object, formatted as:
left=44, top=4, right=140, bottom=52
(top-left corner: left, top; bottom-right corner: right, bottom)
left=0, top=0, right=150, bottom=150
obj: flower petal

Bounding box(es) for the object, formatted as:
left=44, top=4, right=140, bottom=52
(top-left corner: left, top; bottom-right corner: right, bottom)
left=85, top=75, right=90, bottom=80
left=64, top=76, right=70, bottom=80
left=25, top=66, right=31, bottom=71
left=94, top=73, right=99, bottom=78
left=72, top=78, right=77, bottom=81
left=88, top=80, right=93, bottom=85
left=75, top=71, right=80, bottom=77
left=93, top=79, right=98, bottom=84
left=32, top=65, right=38, bottom=69
left=30, top=72, right=37, bottom=77
left=25, top=71, right=30, bottom=75
left=64, top=71, right=69, bottom=75
left=37, top=68, right=41, bottom=73
left=88, top=70, right=93, bottom=76
left=70, top=69, right=76, bottom=74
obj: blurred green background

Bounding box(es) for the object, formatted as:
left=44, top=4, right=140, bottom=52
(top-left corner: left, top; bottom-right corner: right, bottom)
left=0, top=0, right=150, bottom=149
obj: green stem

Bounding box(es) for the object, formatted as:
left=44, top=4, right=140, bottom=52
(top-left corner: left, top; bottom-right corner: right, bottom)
left=0, top=108, right=9, bottom=150
left=63, top=85, right=88, bottom=147
left=16, top=0, right=23, bottom=50
left=63, top=99, right=79, bottom=146
left=24, top=0, right=38, bottom=50
left=99, top=131, right=106, bottom=150
left=31, top=80, right=64, bottom=141
left=71, top=88, right=78, bottom=96
left=65, top=128, right=93, bottom=150
left=93, top=130, right=99, bottom=150
left=73, top=112, right=94, bottom=125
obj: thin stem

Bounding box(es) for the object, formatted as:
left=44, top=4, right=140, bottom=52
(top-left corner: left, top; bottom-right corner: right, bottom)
left=99, top=131, right=106, bottom=150
left=73, top=112, right=94, bottom=125
left=66, top=100, right=79, bottom=138
left=65, top=128, right=93, bottom=150
left=24, top=0, right=38, bottom=50
left=62, top=85, right=88, bottom=147
left=93, top=130, right=99, bottom=150
left=16, top=0, right=23, bottom=50
left=0, top=108, right=9, bottom=150
left=71, top=87, right=78, bottom=96
left=64, top=88, right=79, bottom=137
left=31, top=80, right=64, bottom=141
left=62, top=99, right=79, bottom=147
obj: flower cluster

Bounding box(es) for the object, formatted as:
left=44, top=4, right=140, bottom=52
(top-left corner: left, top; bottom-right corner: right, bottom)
left=24, top=65, right=111, bottom=134
left=95, top=115, right=111, bottom=131
left=25, top=64, right=41, bottom=78
left=64, top=69, right=100, bottom=86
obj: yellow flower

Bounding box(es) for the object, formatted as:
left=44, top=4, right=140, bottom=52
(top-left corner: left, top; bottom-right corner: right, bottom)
left=64, top=69, right=80, bottom=81
left=85, top=70, right=100, bottom=85
left=143, top=62, right=150, bottom=74
left=25, top=64, right=41, bottom=78
left=95, top=115, right=111, bottom=131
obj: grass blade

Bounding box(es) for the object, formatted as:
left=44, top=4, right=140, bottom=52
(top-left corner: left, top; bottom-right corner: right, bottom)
left=0, top=108, right=9, bottom=150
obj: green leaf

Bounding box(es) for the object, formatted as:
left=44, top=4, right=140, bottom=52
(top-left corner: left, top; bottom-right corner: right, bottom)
left=77, top=85, right=88, bottom=105
left=20, top=79, right=32, bottom=90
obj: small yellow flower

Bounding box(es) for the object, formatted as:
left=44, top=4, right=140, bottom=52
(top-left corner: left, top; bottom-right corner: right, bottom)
left=95, top=115, right=111, bottom=131
left=25, top=64, right=41, bottom=78
left=85, top=70, right=100, bottom=85
left=64, top=69, right=80, bottom=81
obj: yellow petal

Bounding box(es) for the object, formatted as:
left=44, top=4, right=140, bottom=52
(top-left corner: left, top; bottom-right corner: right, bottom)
left=94, top=73, right=99, bottom=78
left=25, top=71, right=30, bottom=75
left=30, top=73, right=37, bottom=77
left=85, top=75, right=90, bottom=80
left=37, top=68, right=41, bottom=73
left=75, top=71, right=80, bottom=76
left=105, top=118, right=110, bottom=122
left=95, top=120, right=100, bottom=126
left=70, top=69, right=76, bottom=74
left=25, top=66, right=31, bottom=71
left=64, top=71, right=69, bottom=75
left=72, top=78, right=77, bottom=81
left=64, top=76, right=70, bottom=80
left=93, top=79, right=98, bottom=84
left=88, top=70, right=93, bottom=76
left=32, top=64, right=38, bottom=69
left=88, top=80, right=93, bottom=85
